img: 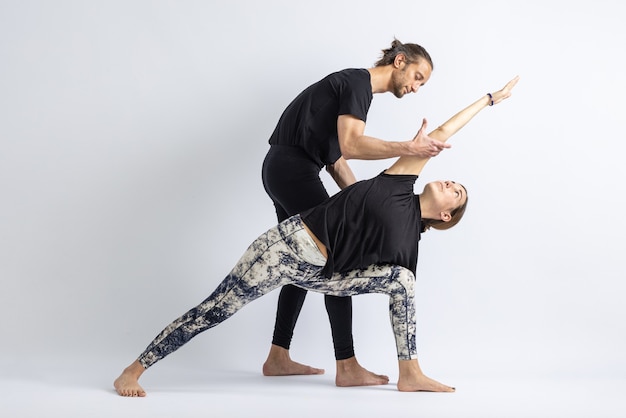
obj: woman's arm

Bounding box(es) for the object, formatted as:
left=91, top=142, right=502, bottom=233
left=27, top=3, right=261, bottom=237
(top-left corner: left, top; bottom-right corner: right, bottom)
left=385, top=76, right=519, bottom=176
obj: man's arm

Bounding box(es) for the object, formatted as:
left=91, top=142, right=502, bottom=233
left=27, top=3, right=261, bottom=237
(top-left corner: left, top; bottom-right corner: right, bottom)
left=337, top=115, right=451, bottom=161
left=326, top=156, right=357, bottom=189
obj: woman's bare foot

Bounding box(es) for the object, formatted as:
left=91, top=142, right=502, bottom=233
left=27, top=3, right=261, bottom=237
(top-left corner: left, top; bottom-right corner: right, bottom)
left=335, top=356, right=389, bottom=387
left=114, top=360, right=147, bottom=397
left=262, top=344, right=325, bottom=376
left=397, top=359, right=455, bottom=392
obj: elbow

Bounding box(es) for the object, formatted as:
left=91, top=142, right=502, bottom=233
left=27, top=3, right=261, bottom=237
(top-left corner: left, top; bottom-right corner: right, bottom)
left=431, top=126, right=452, bottom=143
left=339, top=141, right=358, bottom=160
left=342, top=151, right=356, bottom=160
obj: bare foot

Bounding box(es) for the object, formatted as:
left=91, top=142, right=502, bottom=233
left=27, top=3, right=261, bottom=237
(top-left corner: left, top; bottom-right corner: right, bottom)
left=397, top=359, right=455, bottom=392
left=114, top=360, right=147, bottom=397
left=262, top=344, right=325, bottom=376
left=335, top=356, right=389, bottom=387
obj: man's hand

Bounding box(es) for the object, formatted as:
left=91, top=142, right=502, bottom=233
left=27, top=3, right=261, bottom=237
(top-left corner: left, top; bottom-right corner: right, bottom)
left=408, top=118, right=451, bottom=158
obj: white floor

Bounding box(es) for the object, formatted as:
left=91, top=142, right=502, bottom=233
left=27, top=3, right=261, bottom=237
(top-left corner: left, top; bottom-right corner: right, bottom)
left=2, top=361, right=625, bottom=418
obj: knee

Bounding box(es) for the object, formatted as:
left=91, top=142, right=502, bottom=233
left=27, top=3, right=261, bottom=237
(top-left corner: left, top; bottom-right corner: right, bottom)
left=393, top=267, right=415, bottom=293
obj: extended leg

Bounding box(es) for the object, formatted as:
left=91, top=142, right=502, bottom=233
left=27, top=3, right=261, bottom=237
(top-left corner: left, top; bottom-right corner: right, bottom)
left=114, top=218, right=321, bottom=396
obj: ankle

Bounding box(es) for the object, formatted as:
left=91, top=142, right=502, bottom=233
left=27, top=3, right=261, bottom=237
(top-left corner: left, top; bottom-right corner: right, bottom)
left=124, top=360, right=146, bottom=378
left=267, top=344, right=291, bottom=360
left=336, top=356, right=359, bottom=372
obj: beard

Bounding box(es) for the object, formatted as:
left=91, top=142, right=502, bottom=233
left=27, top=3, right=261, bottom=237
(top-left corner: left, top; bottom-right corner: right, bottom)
left=390, top=70, right=408, bottom=98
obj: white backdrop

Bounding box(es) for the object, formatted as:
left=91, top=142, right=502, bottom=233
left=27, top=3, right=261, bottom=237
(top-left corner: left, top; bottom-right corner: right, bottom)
left=1, top=0, right=624, bottom=384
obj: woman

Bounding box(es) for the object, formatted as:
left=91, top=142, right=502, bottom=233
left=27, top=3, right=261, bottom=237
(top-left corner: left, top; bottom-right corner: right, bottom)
left=114, top=76, right=519, bottom=397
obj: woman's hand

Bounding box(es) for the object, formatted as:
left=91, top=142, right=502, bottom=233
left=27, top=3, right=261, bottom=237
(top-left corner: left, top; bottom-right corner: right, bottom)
left=489, top=76, right=520, bottom=105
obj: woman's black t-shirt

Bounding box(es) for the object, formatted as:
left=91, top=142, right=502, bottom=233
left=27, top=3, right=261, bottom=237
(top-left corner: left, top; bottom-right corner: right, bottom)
left=301, top=173, right=422, bottom=278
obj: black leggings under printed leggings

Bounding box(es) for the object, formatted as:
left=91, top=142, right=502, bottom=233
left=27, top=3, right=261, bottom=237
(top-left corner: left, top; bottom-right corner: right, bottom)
left=262, top=145, right=355, bottom=360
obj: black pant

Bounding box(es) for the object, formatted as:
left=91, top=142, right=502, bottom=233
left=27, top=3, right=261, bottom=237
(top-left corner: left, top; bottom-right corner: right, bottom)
left=261, top=145, right=354, bottom=360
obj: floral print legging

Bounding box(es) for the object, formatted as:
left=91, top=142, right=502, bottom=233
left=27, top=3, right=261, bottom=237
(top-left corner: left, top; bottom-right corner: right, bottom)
left=138, top=215, right=417, bottom=368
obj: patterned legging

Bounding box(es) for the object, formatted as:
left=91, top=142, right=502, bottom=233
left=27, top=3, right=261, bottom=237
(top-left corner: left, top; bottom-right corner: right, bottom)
left=138, top=215, right=417, bottom=368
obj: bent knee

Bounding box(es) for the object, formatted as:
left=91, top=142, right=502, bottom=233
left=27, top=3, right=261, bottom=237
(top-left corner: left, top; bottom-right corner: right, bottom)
left=393, top=266, right=415, bottom=292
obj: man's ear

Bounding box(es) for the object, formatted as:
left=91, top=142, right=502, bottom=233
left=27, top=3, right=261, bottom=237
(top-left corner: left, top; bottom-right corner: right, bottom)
left=394, top=53, right=406, bottom=69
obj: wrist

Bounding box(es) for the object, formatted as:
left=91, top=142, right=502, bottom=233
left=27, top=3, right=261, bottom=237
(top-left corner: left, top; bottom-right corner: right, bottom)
left=486, top=93, right=494, bottom=106
left=401, top=140, right=416, bottom=157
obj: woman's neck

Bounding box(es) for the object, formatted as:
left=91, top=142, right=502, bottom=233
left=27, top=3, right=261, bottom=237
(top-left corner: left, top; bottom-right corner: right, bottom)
left=417, top=194, right=439, bottom=221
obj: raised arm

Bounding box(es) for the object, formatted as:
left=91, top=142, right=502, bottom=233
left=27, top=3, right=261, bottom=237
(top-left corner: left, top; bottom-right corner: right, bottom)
left=386, top=76, right=519, bottom=176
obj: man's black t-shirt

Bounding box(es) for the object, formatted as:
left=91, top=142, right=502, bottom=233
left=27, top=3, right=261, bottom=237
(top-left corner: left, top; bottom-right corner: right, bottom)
left=268, top=68, right=373, bottom=168
left=301, top=173, right=422, bottom=278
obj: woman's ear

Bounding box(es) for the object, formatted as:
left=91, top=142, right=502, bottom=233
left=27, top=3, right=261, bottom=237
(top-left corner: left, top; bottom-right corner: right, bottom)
left=440, top=211, right=452, bottom=222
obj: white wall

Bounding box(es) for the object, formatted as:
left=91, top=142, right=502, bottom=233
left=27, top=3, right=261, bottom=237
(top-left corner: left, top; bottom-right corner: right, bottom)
left=1, top=0, right=624, bottom=381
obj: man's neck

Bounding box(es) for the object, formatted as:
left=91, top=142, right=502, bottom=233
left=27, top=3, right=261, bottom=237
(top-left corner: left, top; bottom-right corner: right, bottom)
left=367, top=66, right=393, bottom=94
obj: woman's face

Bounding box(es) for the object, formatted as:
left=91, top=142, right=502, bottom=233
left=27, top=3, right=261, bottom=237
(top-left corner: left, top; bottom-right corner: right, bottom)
left=425, top=180, right=467, bottom=213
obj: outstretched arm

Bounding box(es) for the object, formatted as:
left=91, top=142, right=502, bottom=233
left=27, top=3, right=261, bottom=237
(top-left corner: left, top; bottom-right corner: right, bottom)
left=385, top=76, right=519, bottom=176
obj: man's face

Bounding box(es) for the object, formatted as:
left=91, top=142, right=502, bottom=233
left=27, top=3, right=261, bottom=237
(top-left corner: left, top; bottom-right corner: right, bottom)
left=391, top=58, right=432, bottom=98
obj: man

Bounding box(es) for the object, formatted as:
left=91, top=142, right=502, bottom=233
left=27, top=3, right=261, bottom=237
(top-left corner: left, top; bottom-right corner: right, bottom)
left=261, top=38, right=450, bottom=386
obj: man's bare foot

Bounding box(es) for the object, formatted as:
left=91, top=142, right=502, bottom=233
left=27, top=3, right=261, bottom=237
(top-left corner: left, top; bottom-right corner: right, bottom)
left=114, top=360, right=147, bottom=397
left=335, top=356, right=389, bottom=387
left=262, top=344, right=325, bottom=376
left=397, top=359, right=455, bottom=392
